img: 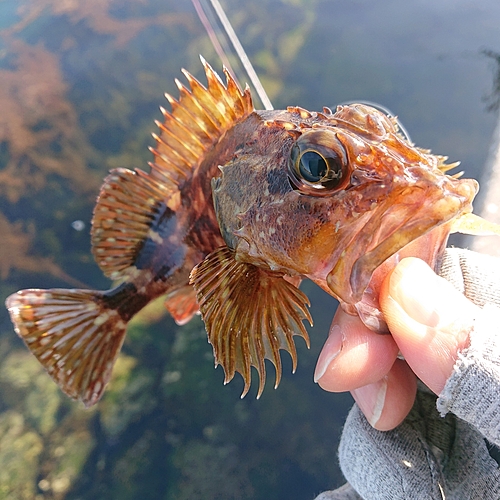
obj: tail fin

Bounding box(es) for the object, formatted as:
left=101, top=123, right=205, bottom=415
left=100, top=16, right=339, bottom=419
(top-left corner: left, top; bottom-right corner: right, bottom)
left=5, top=288, right=127, bottom=407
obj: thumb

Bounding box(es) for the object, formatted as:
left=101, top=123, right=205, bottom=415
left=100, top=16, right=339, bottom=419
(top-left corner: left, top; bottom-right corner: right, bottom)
left=380, top=257, right=478, bottom=395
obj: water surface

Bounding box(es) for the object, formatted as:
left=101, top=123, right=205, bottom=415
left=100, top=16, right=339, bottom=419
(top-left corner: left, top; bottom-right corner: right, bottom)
left=0, top=1, right=499, bottom=498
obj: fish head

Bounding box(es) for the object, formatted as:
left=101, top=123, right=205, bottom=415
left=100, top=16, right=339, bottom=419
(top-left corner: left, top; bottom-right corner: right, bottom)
left=212, top=103, right=478, bottom=328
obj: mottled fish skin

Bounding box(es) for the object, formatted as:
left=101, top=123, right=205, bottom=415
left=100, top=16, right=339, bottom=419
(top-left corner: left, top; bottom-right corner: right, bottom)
left=5, top=60, right=497, bottom=405
left=193, top=102, right=483, bottom=393
left=211, top=104, right=477, bottom=304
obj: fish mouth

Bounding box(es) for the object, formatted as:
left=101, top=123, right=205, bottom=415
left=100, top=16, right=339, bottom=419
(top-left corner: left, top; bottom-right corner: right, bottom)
left=326, top=175, right=477, bottom=331
left=349, top=223, right=452, bottom=332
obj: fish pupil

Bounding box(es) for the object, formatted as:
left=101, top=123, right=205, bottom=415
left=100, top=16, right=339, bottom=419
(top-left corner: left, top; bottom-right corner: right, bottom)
left=299, top=151, right=327, bottom=182
left=288, top=136, right=347, bottom=194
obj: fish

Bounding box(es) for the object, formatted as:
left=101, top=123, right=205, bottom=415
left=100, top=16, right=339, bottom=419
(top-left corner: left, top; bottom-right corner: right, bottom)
left=5, top=59, right=500, bottom=406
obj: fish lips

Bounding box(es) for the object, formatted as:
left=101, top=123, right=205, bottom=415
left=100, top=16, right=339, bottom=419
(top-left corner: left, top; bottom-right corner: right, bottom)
left=326, top=175, right=478, bottom=319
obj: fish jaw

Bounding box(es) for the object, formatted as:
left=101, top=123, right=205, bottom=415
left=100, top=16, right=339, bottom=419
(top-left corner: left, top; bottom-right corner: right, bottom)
left=324, top=174, right=478, bottom=331
left=348, top=222, right=452, bottom=332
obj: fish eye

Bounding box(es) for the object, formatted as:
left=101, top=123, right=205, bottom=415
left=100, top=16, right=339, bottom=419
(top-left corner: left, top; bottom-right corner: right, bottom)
left=296, top=149, right=344, bottom=188
left=288, top=130, right=348, bottom=195
left=298, top=151, right=327, bottom=182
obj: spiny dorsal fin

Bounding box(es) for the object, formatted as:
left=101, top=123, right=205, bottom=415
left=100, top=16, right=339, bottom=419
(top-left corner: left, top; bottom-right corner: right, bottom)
left=91, top=60, right=254, bottom=281
left=189, top=247, right=312, bottom=398
left=149, top=57, right=254, bottom=187
left=5, top=288, right=127, bottom=407
left=91, top=168, right=175, bottom=280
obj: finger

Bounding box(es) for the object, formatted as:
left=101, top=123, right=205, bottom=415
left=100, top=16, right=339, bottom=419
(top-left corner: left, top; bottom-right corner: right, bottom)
left=351, top=358, right=417, bottom=430
left=380, top=257, right=478, bottom=395
left=314, top=307, right=399, bottom=392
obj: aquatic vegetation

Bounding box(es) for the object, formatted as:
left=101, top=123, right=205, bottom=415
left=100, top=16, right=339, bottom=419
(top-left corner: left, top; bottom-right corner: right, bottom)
left=37, top=412, right=95, bottom=498
left=0, top=213, right=85, bottom=286
left=0, top=351, right=62, bottom=436
left=99, top=355, right=157, bottom=438
left=0, top=40, right=98, bottom=204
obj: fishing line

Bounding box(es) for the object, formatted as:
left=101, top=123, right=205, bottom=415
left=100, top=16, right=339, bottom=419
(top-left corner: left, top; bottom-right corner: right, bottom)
left=190, top=0, right=236, bottom=77
left=190, top=0, right=274, bottom=110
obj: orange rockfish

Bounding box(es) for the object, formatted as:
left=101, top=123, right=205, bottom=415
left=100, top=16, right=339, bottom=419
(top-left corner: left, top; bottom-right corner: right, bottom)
left=6, top=59, right=499, bottom=406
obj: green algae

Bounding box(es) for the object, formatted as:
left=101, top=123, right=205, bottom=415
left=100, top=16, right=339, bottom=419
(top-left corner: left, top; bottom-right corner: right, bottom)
left=0, top=350, right=96, bottom=498
left=99, top=355, right=157, bottom=438
left=38, top=411, right=95, bottom=498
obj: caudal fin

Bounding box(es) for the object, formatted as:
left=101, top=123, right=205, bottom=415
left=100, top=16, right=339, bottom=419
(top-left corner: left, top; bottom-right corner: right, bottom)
left=5, top=288, right=127, bottom=407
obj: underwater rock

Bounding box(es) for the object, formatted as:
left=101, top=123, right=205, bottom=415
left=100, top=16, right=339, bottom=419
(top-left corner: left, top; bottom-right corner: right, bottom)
left=171, top=439, right=254, bottom=500
left=38, top=411, right=95, bottom=499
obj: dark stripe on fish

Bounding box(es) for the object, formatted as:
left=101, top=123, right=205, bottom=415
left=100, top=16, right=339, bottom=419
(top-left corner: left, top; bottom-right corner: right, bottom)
left=186, top=214, right=225, bottom=253
left=101, top=282, right=150, bottom=321
left=135, top=203, right=176, bottom=271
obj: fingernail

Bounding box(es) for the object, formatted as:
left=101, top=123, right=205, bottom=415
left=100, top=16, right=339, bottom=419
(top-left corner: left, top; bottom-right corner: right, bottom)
left=314, top=324, right=343, bottom=383
left=390, top=259, right=444, bottom=328
left=352, top=378, right=388, bottom=427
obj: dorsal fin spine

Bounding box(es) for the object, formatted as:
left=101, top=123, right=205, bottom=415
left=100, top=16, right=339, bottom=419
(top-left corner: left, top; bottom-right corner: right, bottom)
left=176, top=77, right=226, bottom=129
left=146, top=149, right=178, bottom=180
left=150, top=133, right=192, bottom=180
left=154, top=118, right=207, bottom=152
left=203, top=64, right=239, bottom=122
left=185, top=68, right=237, bottom=123
left=174, top=77, right=218, bottom=120
left=160, top=107, right=213, bottom=144
left=222, top=68, right=246, bottom=115
left=155, top=120, right=206, bottom=159
left=151, top=131, right=197, bottom=166
left=166, top=101, right=215, bottom=140
left=147, top=159, right=178, bottom=186
left=166, top=90, right=219, bottom=136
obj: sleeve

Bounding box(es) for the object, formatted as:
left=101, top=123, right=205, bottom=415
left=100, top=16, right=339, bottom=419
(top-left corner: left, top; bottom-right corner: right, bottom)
left=315, top=387, right=500, bottom=500
left=437, top=248, right=500, bottom=446
left=314, top=483, right=362, bottom=500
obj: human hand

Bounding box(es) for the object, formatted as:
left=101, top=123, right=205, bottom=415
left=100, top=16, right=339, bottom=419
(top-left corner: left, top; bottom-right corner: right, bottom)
left=314, top=257, right=479, bottom=431
left=314, top=249, right=500, bottom=500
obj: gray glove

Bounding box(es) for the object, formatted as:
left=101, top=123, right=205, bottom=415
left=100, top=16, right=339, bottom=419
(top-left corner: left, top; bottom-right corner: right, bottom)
left=315, top=248, right=500, bottom=500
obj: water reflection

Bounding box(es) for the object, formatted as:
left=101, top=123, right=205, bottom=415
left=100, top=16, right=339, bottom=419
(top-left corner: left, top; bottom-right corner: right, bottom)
left=0, top=1, right=499, bottom=499
left=71, top=220, right=85, bottom=232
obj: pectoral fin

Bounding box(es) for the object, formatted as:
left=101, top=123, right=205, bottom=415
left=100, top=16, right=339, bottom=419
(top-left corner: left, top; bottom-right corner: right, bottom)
left=190, top=247, right=312, bottom=398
